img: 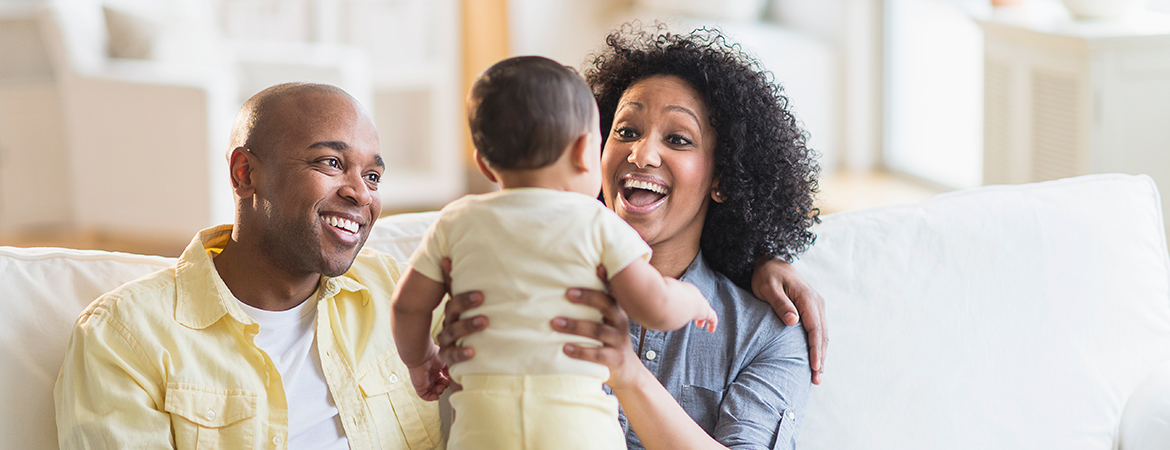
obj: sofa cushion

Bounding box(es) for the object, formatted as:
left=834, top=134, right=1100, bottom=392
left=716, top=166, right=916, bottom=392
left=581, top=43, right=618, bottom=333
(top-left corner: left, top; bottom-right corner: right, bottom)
left=794, top=174, right=1170, bottom=449
left=0, top=247, right=174, bottom=450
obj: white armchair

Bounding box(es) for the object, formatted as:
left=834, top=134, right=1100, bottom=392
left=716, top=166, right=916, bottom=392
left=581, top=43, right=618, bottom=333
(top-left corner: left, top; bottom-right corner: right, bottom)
left=17, top=0, right=373, bottom=241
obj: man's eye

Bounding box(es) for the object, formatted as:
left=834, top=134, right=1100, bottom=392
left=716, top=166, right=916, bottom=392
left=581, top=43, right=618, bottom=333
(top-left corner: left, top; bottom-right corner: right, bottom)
left=319, top=158, right=340, bottom=169
left=366, top=173, right=381, bottom=184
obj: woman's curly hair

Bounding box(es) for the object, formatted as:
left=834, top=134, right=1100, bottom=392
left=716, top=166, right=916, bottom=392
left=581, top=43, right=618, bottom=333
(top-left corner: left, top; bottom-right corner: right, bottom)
left=585, top=23, right=820, bottom=288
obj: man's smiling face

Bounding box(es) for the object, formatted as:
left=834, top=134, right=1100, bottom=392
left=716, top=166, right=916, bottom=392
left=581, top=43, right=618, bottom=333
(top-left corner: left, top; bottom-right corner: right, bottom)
left=248, top=90, right=384, bottom=278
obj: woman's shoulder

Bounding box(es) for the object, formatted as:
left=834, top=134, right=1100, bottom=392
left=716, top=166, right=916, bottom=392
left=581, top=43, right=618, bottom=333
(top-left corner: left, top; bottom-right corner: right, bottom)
left=684, top=254, right=808, bottom=352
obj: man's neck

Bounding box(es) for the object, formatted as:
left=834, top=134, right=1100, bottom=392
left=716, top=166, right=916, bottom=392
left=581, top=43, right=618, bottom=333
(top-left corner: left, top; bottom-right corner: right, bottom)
left=213, top=237, right=321, bottom=312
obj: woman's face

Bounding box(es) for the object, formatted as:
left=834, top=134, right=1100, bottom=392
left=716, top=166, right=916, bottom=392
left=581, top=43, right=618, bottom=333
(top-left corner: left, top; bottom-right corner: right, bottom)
left=602, top=75, right=718, bottom=251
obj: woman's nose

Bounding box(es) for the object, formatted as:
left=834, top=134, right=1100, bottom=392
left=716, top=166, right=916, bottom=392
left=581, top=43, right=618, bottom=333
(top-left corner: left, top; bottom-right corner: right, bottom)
left=627, top=138, right=662, bottom=169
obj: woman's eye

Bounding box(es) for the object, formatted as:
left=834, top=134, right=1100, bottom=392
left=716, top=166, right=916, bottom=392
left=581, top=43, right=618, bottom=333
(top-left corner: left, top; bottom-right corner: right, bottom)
left=666, top=134, right=692, bottom=146
left=614, top=127, right=638, bottom=139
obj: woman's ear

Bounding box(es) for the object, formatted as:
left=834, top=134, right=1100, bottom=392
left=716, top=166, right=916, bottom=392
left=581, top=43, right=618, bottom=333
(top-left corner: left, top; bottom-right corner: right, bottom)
left=474, top=150, right=499, bottom=183
left=228, top=147, right=257, bottom=197
left=711, top=177, right=725, bottom=203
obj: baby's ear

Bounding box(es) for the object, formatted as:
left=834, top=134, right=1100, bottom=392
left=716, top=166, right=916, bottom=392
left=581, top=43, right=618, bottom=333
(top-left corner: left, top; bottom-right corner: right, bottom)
left=474, top=150, right=499, bottom=183
left=568, top=133, right=591, bottom=173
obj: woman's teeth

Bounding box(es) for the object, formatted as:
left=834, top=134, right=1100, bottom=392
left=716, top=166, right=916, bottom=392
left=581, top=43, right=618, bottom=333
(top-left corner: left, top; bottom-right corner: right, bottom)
left=325, top=216, right=359, bottom=234
left=623, top=178, right=667, bottom=194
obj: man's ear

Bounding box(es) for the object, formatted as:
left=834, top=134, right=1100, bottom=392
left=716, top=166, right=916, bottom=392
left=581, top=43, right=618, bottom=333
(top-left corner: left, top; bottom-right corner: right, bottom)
left=474, top=150, right=499, bottom=183
left=228, top=147, right=258, bottom=197
left=568, top=133, right=590, bottom=173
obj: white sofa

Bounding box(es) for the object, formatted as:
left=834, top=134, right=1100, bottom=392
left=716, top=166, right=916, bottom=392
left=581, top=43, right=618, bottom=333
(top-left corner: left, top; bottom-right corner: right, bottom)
left=3, top=174, right=1168, bottom=449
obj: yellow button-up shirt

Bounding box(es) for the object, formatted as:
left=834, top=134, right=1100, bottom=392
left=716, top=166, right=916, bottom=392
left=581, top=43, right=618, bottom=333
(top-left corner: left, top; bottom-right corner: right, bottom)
left=54, top=225, right=443, bottom=449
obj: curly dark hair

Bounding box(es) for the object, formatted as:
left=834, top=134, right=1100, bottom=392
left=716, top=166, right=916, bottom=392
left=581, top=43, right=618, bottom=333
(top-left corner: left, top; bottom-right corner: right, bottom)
left=585, top=23, right=820, bottom=288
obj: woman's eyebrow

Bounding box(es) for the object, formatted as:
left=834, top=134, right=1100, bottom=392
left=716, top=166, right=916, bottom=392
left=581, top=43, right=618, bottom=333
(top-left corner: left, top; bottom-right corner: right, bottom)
left=616, top=100, right=644, bottom=114
left=665, top=105, right=701, bottom=130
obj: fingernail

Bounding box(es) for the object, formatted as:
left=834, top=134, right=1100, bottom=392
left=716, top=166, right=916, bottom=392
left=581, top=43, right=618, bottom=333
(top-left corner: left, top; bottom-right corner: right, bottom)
left=567, top=288, right=581, bottom=299
left=463, top=348, right=474, bottom=357
left=472, top=317, right=486, bottom=327
left=470, top=292, right=483, bottom=303
left=564, top=344, right=577, bottom=354
left=784, top=312, right=798, bottom=324
left=551, top=318, right=567, bottom=328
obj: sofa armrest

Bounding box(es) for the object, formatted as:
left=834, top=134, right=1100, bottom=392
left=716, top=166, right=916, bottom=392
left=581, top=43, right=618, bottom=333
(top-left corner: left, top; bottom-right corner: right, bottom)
left=1120, top=359, right=1170, bottom=449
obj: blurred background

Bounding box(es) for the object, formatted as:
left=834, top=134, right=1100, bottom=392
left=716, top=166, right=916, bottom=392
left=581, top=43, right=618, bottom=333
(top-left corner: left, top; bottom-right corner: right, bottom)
left=1, top=0, right=1169, bottom=256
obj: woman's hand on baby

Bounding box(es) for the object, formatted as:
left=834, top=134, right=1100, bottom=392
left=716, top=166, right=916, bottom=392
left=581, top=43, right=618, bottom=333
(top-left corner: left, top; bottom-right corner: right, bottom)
left=752, top=257, right=828, bottom=385
left=552, top=286, right=647, bottom=391
left=408, top=345, right=451, bottom=401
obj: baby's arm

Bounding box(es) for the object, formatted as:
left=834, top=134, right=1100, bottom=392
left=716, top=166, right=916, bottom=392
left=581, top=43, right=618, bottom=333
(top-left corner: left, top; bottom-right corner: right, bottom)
left=391, top=268, right=451, bottom=401
left=608, top=258, right=717, bottom=332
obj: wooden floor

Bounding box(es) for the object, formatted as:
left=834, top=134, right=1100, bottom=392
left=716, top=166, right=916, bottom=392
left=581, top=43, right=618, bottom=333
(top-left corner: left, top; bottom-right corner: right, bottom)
left=0, top=171, right=948, bottom=257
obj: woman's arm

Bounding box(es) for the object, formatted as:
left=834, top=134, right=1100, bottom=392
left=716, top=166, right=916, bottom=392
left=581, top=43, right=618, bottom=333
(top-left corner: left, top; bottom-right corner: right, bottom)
left=553, top=288, right=729, bottom=450
left=752, top=258, right=828, bottom=385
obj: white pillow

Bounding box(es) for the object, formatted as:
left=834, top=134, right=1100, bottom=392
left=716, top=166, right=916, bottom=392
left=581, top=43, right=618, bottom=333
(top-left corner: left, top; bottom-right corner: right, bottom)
left=1119, top=359, right=1170, bottom=450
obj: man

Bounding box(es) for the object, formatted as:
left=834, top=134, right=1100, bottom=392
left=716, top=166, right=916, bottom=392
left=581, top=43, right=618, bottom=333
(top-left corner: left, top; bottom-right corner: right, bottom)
left=55, top=83, right=442, bottom=449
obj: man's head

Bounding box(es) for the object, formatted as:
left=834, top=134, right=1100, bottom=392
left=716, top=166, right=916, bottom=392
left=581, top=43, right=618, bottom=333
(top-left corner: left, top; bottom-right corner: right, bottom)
left=227, top=83, right=383, bottom=278
left=467, top=56, right=597, bottom=170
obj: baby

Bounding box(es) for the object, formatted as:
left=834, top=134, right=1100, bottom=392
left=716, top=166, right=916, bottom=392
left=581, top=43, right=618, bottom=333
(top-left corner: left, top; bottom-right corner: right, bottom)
left=391, top=55, right=717, bottom=450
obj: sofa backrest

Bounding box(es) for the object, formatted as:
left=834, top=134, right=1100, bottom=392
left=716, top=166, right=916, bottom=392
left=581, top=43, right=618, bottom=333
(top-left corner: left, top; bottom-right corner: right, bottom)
left=793, top=173, right=1170, bottom=449
left=0, top=247, right=173, bottom=450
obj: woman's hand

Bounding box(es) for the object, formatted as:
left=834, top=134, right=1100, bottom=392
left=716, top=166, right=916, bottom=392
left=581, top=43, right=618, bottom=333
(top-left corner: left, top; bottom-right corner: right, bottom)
left=435, top=258, right=488, bottom=368
left=551, top=286, right=648, bottom=391
left=752, top=258, right=827, bottom=385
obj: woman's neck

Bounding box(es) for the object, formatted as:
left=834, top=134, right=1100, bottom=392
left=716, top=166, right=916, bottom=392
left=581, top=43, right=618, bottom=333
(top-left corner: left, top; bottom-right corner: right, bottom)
left=648, top=236, right=700, bottom=279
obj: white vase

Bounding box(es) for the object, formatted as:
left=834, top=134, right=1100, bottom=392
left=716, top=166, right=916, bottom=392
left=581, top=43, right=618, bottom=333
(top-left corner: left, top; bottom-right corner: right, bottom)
left=1059, top=0, right=1146, bottom=19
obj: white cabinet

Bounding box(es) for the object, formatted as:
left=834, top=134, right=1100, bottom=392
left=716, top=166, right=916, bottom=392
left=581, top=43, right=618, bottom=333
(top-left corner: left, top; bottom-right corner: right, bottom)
left=980, top=11, right=1170, bottom=238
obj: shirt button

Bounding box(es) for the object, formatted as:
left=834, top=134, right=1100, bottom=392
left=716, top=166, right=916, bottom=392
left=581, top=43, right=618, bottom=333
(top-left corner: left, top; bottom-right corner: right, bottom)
left=204, top=409, right=216, bottom=421
left=389, top=373, right=399, bottom=383
left=645, top=350, right=657, bottom=361
left=785, top=410, right=795, bottom=420
left=273, top=435, right=283, bottom=446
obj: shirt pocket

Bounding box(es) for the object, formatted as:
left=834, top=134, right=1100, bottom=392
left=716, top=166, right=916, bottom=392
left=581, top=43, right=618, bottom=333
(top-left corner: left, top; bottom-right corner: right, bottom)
left=164, top=383, right=258, bottom=450
left=358, top=351, right=442, bottom=450
left=680, top=384, right=725, bottom=434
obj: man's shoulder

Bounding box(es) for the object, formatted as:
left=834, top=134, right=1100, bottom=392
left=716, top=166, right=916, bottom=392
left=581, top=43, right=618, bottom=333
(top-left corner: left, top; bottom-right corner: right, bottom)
left=77, top=265, right=179, bottom=328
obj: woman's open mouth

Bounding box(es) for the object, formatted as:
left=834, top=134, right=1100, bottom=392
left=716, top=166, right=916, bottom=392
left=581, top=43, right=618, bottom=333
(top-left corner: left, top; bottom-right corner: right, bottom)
left=619, top=176, right=669, bottom=214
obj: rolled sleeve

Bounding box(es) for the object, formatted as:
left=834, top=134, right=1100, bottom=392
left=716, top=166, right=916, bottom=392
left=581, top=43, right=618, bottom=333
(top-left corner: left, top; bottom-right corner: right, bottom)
left=712, top=324, right=811, bottom=450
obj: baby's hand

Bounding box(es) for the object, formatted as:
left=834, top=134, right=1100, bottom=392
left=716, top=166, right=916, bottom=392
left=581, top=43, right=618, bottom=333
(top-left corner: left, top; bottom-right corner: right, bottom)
left=407, top=345, right=451, bottom=401
left=694, top=303, right=718, bottom=333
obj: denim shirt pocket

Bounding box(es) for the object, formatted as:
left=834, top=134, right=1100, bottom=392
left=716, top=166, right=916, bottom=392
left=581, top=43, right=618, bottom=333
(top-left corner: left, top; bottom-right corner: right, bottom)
left=680, top=384, right=725, bottom=434
left=357, top=350, right=442, bottom=450
left=164, top=383, right=258, bottom=450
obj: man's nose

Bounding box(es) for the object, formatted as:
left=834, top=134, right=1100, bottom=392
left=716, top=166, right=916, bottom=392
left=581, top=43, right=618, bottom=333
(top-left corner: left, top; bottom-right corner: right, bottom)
left=339, top=172, right=373, bottom=207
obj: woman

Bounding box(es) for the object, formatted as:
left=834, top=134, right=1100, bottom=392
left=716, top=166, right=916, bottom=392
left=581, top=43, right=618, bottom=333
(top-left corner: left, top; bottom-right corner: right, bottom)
left=440, top=24, right=823, bottom=449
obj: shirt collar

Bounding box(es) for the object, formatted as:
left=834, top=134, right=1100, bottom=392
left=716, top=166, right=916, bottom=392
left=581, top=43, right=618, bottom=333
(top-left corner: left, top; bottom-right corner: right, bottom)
left=173, top=226, right=372, bottom=329
left=679, top=250, right=718, bottom=303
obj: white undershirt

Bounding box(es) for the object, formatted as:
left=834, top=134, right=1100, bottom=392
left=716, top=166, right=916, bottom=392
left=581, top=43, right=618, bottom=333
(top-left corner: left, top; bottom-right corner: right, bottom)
left=237, top=295, right=348, bottom=450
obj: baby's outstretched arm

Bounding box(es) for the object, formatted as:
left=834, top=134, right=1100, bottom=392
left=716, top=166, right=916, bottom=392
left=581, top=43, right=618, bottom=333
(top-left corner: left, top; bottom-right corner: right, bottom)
left=391, top=268, right=451, bottom=401
left=608, top=258, right=717, bottom=332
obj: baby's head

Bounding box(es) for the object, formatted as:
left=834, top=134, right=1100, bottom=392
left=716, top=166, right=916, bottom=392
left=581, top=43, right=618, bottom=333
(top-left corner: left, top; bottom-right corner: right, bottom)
left=468, top=56, right=601, bottom=195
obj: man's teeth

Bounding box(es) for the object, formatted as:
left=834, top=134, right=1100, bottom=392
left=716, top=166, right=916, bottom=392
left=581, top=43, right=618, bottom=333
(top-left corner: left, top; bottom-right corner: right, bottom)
left=325, top=216, right=359, bottom=233
left=623, top=179, right=667, bottom=194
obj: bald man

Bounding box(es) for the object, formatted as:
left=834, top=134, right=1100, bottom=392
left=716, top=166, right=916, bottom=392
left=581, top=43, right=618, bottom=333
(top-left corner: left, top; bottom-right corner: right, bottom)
left=55, top=83, right=443, bottom=450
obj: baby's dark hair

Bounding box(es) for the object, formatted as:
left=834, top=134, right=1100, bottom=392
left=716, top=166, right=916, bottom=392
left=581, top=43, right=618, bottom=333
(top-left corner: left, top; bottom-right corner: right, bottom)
left=586, top=24, right=820, bottom=287
left=468, top=56, right=596, bottom=170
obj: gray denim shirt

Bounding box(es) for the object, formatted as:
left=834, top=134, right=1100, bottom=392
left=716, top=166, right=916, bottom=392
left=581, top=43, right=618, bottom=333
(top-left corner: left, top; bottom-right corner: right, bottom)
left=616, top=252, right=812, bottom=449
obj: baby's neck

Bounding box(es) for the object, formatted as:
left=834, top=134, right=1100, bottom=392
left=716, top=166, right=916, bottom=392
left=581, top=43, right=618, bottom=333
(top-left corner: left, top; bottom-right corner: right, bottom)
left=494, top=165, right=580, bottom=193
